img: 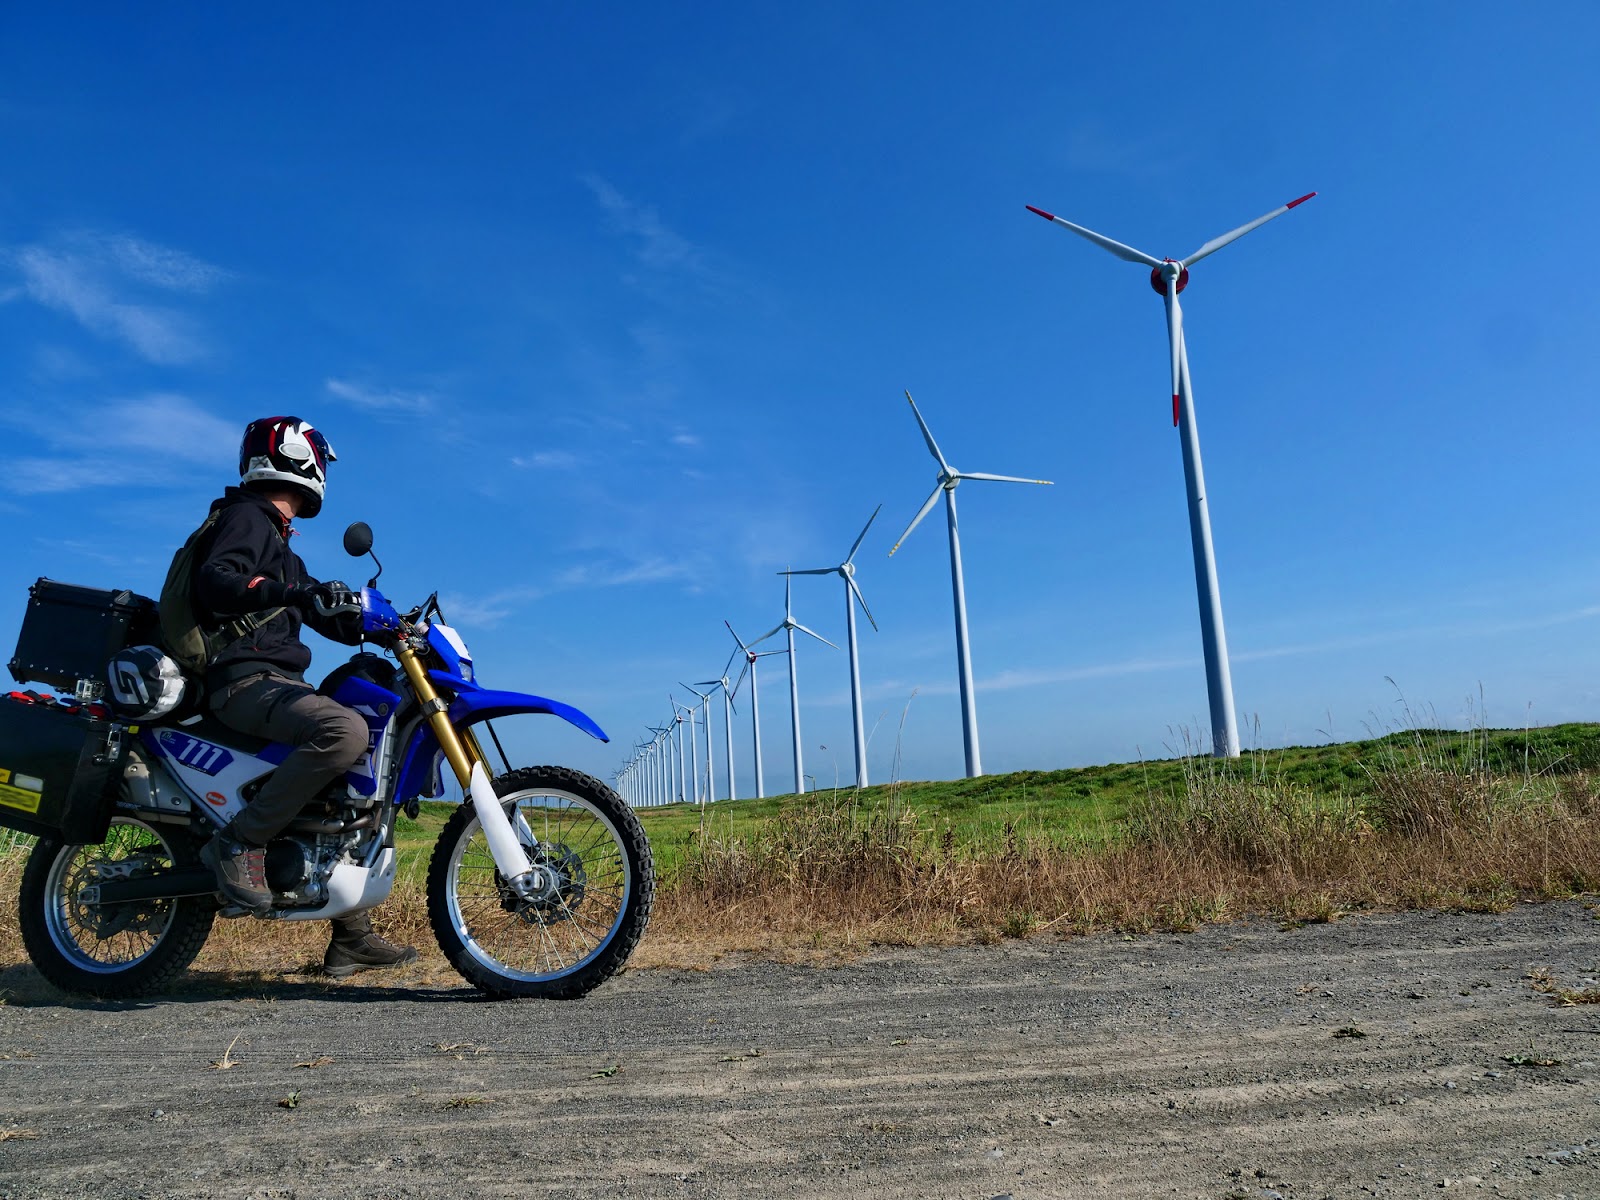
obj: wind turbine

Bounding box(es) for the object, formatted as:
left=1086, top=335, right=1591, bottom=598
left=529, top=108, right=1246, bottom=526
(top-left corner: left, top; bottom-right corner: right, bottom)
left=1025, top=192, right=1315, bottom=758
left=646, top=725, right=670, bottom=807
left=725, top=621, right=785, bottom=799
left=670, top=696, right=695, bottom=805
left=681, top=682, right=716, bottom=805
left=888, top=391, right=1051, bottom=779
left=782, top=505, right=881, bottom=788
left=752, top=576, right=837, bottom=795
left=694, top=669, right=739, bottom=803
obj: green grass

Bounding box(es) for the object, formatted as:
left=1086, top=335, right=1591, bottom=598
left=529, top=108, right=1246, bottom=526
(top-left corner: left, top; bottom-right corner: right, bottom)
left=384, top=723, right=1600, bottom=881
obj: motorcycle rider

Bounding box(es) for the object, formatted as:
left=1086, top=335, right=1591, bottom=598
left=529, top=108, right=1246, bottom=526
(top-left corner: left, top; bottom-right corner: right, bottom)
left=192, top=415, right=417, bottom=977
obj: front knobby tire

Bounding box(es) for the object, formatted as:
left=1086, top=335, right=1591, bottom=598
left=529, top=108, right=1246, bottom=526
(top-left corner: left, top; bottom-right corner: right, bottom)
left=19, top=817, right=215, bottom=999
left=426, top=765, right=653, bottom=1000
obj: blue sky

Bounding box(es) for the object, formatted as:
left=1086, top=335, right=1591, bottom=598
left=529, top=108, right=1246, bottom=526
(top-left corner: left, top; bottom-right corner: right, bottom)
left=3, top=4, right=1598, bottom=796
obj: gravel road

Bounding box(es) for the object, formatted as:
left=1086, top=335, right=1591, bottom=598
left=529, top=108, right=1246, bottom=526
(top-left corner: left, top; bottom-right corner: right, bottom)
left=1, top=902, right=1597, bottom=1199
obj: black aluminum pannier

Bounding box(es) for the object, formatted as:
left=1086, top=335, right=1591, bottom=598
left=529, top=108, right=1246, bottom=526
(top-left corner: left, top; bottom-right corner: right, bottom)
left=8, top=579, right=160, bottom=693
left=0, top=696, right=127, bottom=844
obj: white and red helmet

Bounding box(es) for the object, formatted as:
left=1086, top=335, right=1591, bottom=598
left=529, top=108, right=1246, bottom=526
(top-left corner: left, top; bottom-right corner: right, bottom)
left=239, top=416, right=336, bottom=517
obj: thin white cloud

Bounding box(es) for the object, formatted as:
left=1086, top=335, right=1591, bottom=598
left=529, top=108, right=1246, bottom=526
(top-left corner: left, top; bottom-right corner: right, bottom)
left=859, top=605, right=1600, bottom=704
left=98, top=234, right=225, bottom=291
left=511, top=450, right=580, bottom=470
left=581, top=174, right=705, bottom=273
left=7, top=232, right=224, bottom=364
left=556, top=558, right=694, bottom=588
left=2, top=393, right=237, bottom=494
left=437, top=586, right=548, bottom=628
left=325, top=378, right=434, bottom=415
left=670, top=432, right=700, bottom=448
left=437, top=556, right=696, bottom=627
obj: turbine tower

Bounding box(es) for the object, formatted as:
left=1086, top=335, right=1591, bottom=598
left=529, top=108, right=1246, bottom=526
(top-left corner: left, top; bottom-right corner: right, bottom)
left=752, top=576, right=835, bottom=795
left=782, top=505, right=882, bottom=788
left=694, top=670, right=739, bottom=803
left=670, top=696, right=695, bottom=805
left=888, top=391, right=1051, bottom=779
left=646, top=725, right=670, bottom=807
left=726, top=621, right=785, bottom=799
left=1025, top=192, right=1315, bottom=757
left=681, top=682, right=716, bottom=806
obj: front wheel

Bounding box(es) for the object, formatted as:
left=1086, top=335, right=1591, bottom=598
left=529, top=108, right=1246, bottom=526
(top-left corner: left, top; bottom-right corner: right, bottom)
left=426, top=765, right=653, bottom=1000
left=18, top=817, right=215, bottom=999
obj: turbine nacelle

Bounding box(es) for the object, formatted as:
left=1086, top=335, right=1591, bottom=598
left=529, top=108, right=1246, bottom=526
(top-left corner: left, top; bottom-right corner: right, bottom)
left=1151, top=260, right=1189, bottom=296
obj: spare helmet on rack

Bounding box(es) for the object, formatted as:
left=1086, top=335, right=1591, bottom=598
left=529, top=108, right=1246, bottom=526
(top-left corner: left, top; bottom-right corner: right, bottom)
left=105, top=645, right=190, bottom=721
left=239, top=415, right=336, bottom=518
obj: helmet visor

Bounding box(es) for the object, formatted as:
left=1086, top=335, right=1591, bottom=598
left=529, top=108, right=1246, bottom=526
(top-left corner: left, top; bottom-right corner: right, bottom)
left=306, top=428, right=336, bottom=469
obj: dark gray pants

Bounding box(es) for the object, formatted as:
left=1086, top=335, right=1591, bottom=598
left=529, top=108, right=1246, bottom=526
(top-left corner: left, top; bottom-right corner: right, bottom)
left=209, top=671, right=375, bottom=941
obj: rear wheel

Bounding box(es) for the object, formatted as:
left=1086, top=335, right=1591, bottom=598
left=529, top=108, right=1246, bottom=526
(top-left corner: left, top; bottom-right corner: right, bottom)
left=19, top=817, right=215, bottom=999
left=426, top=765, right=653, bottom=999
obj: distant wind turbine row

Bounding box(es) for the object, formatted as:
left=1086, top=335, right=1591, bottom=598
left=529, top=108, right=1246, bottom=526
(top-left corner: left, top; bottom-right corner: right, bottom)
left=616, top=192, right=1316, bottom=805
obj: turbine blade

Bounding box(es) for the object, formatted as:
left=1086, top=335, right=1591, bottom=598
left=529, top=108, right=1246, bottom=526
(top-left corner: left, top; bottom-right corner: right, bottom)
left=791, top=621, right=838, bottom=649
left=1025, top=205, right=1163, bottom=268
left=845, top=503, right=882, bottom=565
left=749, top=621, right=786, bottom=647
left=780, top=567, right=836, bottom=576
left=724, top=619, right=750, bottom=651
left=1181, top=192, right=1316, bottom=268
left=956, top=471, right=1053, bottom=485
left=848, top=574, right=878, bottom=632
left=731, top=660, right=751, bottom=700
left=888, top=484, right=944, bottom=557
left=1164, top=277, right=1183, bottom=427
left=904, top=391, right=952, bottom=472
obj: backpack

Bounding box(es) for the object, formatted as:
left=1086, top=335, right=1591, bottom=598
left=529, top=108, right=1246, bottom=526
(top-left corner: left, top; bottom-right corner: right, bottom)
left=158, top=510, right=285, bottom=675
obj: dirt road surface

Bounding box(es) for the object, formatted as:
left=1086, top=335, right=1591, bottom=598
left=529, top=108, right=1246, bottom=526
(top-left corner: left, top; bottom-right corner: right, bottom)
left=1, top=902, right=1597, bottom=1199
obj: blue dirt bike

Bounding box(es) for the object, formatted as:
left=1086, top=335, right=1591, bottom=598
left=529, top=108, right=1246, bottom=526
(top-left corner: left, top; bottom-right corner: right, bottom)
left=16, top=522, right=653, bottom=1000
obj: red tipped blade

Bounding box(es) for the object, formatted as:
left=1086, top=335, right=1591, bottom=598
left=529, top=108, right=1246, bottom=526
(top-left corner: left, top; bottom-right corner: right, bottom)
left=1172, top=394, right=1180, bottom=428
left=1025, top=204, right=1056, bottom=221
left=1286, top=192, right=1317, bottom=209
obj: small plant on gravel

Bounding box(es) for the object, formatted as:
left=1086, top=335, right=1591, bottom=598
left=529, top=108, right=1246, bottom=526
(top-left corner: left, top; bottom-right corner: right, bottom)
left=1501, top=1053, right=1561, bottom=1068
left=208, top=1033, right=243, bottom=1070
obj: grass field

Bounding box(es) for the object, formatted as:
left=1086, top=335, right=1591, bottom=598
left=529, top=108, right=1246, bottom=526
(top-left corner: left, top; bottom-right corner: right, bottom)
left=4, top=721, right=1599, bottom=979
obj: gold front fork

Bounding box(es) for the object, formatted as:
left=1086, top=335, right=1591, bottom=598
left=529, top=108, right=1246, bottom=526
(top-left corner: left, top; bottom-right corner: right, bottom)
left=395, top=641, right=538, bottom=891
left=396, top=644, right=479, bottom=788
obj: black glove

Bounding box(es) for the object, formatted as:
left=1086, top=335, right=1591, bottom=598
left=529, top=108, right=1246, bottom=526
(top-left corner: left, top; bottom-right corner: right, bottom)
left=286, top=581, right=364, bottom=645
left=283, top=581, right=356, bottom=616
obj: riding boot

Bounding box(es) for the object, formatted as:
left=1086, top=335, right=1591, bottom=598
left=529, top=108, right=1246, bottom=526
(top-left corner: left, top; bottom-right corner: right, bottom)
left=324, top=913, right=418, bottom=978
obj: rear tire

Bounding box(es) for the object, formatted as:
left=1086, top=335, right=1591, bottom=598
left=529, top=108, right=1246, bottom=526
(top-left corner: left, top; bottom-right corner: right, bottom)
left=426, top=765, right=653, bottom=999
left=19, top=817, right=215, bottom=999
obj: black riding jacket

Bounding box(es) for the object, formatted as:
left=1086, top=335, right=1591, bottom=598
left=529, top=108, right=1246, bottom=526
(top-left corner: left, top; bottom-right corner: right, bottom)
left=192, top=487, right=345, bottom=688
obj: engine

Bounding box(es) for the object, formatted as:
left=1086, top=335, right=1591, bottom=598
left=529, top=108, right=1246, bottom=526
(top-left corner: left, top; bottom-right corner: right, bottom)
left=263, top=831, right=349, bottom=906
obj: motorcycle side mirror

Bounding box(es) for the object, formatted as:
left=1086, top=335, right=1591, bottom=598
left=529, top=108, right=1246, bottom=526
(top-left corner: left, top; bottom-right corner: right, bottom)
left=342, top=521, right=383, bottom=586
left=343, top=522, right=373, bottom=557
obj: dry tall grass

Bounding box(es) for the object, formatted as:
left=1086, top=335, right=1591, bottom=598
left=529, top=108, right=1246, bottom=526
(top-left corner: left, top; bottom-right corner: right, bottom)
left=3, top=747, right=1598, bottom=983
left=641, top=765, right=1600, bottom=965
